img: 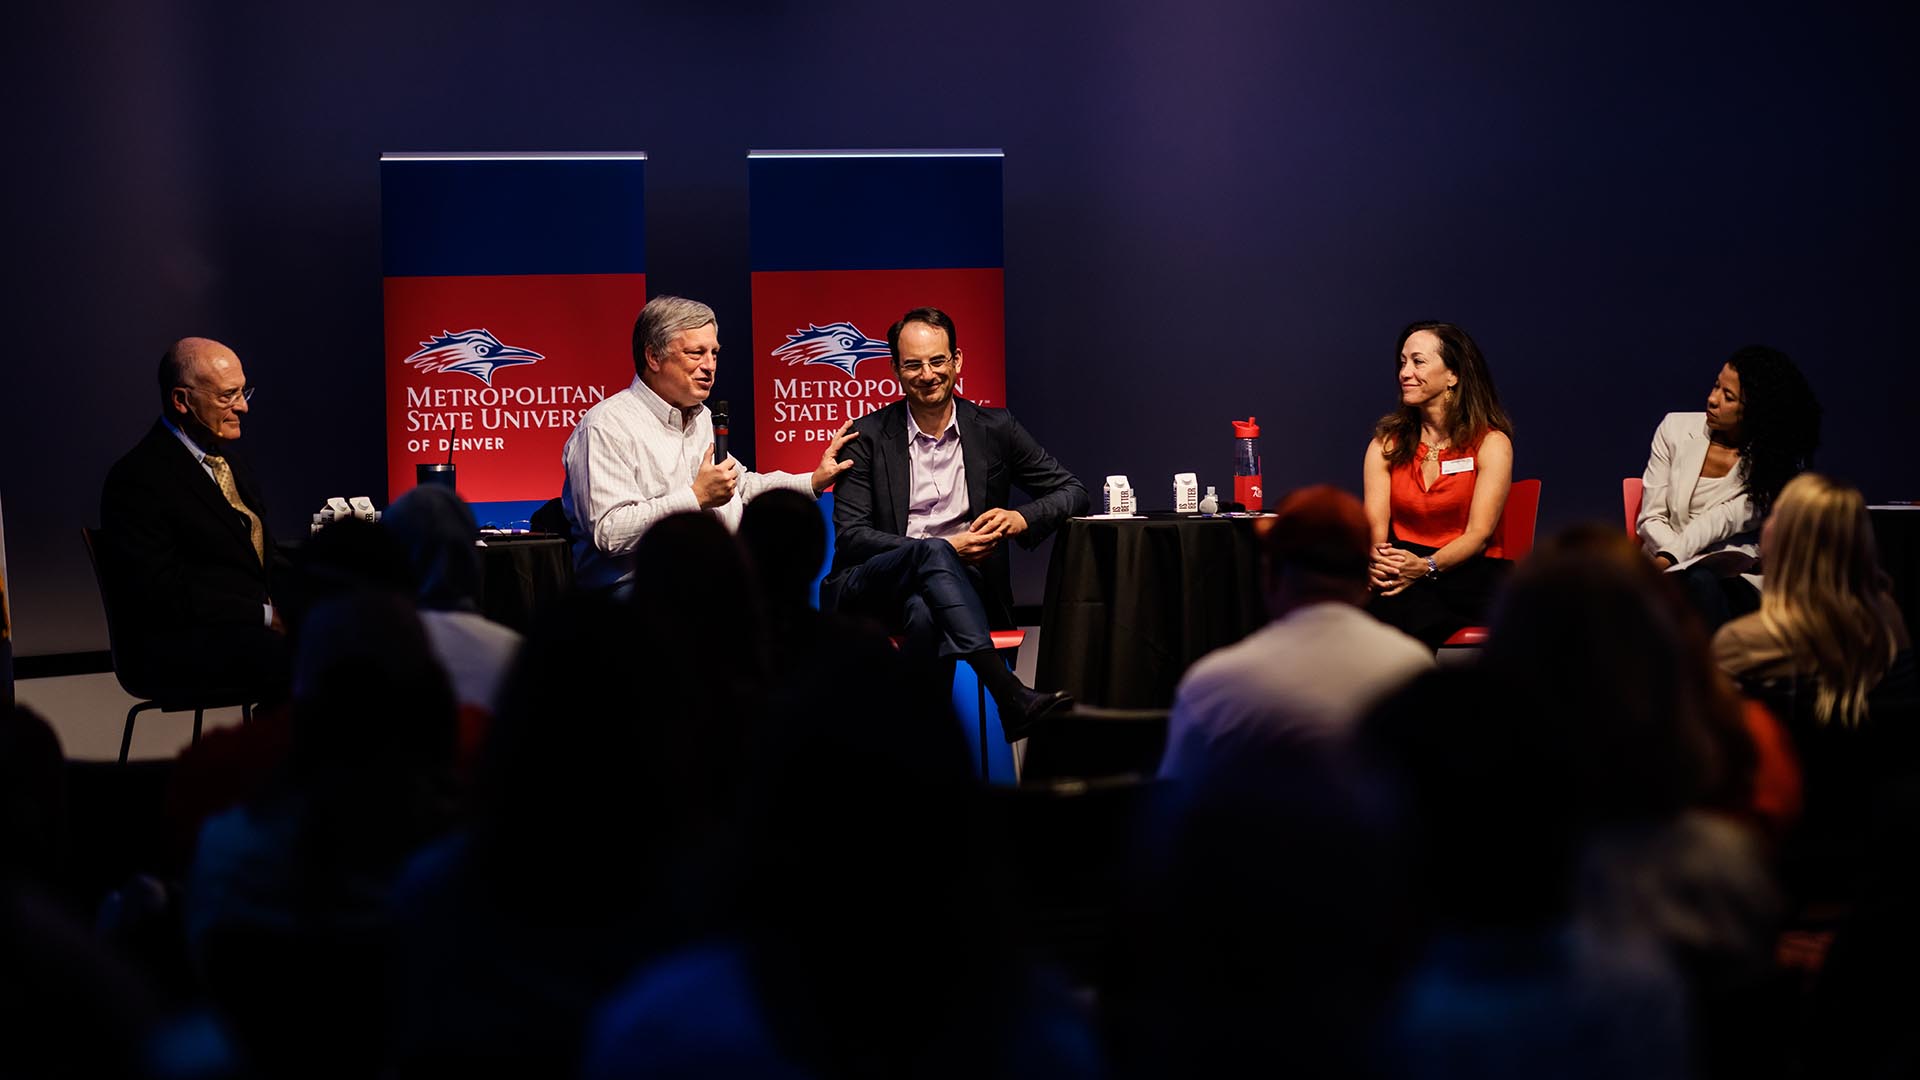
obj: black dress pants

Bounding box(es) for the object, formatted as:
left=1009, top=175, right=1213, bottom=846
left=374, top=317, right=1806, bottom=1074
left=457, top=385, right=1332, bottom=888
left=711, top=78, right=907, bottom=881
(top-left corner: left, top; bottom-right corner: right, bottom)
left=1366, top=542, right=1512, bottom=650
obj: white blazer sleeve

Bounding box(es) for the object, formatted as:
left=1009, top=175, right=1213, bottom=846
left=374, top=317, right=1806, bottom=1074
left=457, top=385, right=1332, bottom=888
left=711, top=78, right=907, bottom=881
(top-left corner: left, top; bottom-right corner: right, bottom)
left=1672, top=489, right=1760, bottom=564
left=1637, top=414, right=1685, bottom=558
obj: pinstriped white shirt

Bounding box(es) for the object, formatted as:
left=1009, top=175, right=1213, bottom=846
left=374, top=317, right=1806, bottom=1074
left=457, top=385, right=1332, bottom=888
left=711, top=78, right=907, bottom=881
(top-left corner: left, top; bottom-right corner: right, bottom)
left=561, top=375, right=814, bottom=589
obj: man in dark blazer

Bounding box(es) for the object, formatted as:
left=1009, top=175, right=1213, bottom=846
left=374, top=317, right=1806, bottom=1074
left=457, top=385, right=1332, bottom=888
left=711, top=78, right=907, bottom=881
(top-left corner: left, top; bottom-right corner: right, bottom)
left=100, top=338, right=289, bottom=699
left=822, top=307, right=1088, bottom=737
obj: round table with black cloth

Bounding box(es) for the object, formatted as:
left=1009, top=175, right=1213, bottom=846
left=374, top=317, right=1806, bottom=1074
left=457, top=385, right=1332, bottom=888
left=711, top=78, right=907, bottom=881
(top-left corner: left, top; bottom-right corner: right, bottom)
left=476, top=535, right=573, bottom=633
left=1037, top=514, right=1268, bottom=709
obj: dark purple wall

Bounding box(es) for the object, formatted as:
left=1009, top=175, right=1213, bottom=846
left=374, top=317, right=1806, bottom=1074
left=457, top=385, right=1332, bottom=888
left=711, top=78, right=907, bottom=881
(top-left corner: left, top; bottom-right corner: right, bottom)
left=6, top=0, right=1913, bottom=654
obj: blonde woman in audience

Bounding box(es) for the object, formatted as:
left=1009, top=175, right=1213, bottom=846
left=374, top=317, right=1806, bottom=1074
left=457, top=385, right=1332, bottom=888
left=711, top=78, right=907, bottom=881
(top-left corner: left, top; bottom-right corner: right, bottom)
left=1713, top=472, right=1914, bottom=724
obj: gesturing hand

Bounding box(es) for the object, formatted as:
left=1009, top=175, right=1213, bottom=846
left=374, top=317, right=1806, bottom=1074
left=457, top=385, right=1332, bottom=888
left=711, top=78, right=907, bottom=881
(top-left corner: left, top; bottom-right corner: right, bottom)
left=692, top=445, right=740, bottom=508
left=945, top=529, right=1002, bottom=563
left=969, top=507, right=1028, bottom=540
left=811, top=420, right=859, bottom=493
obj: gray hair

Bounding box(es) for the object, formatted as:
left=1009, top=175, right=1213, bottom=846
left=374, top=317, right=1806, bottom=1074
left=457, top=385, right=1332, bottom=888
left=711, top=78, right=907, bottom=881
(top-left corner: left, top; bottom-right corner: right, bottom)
left=632, top=295, right=717, bottom=373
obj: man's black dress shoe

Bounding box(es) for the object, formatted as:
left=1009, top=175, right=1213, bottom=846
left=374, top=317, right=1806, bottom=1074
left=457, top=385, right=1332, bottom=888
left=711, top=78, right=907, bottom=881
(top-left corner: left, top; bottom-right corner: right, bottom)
left=1000, top=686, right=1073, bottom=743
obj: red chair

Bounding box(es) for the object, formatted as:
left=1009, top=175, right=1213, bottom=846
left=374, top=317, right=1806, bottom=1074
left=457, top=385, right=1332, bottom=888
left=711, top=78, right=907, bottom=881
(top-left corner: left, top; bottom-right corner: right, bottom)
left=1622, top=476, right=1643, bottom=539
left=1439, top=478, right=1540, bottom=648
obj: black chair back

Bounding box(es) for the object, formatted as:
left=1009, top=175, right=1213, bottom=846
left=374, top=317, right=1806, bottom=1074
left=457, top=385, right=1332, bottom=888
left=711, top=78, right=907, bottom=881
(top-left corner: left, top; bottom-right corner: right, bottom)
left=1021, top=705, right=1169, bottom=785
left=82, top=527, right=254, bottom=761
left=81, top=526, right=155, bottom=701
left=530, top=497, right=573, bottom=543
left=986, top=774, right=1172, bottom=989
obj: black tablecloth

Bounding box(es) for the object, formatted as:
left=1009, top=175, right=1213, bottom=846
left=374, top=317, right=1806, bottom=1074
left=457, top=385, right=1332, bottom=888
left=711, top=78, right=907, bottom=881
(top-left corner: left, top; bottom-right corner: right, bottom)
left=1037, top=514, right=1268, bottom=709
left=1872, top=507, right=1920, bottom=641
left=477, top=535, right=572, bottom=632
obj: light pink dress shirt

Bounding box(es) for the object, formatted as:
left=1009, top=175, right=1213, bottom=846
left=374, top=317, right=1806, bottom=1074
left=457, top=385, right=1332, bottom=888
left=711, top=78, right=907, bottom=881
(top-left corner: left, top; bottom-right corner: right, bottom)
left=905, top=409, right=969, bottom=540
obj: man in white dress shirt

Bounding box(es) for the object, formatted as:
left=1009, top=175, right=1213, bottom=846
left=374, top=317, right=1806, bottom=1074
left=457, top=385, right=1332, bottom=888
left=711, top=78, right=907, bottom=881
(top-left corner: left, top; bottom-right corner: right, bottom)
left=1159, top=485, right=1433, bottom=780
left=561, top=296, right=855, bottom=589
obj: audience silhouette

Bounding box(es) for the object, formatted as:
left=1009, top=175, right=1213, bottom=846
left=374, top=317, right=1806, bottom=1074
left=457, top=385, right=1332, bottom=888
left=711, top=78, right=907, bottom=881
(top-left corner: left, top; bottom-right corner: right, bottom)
left=35, top=472, right=1920, bottom=1080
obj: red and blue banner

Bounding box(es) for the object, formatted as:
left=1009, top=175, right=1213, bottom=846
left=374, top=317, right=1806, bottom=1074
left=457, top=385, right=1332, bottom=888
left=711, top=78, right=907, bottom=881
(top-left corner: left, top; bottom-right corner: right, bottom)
left=381, top=152, right=647, bottom=525
left=749, top=151, right=1006, bottom=476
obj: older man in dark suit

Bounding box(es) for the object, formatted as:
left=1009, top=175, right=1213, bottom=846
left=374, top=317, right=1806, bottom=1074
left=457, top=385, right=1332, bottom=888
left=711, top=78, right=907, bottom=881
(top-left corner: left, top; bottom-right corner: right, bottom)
left=100, top=337, right=289, bottom=699
left=822, top=307, right=1088, bottom=738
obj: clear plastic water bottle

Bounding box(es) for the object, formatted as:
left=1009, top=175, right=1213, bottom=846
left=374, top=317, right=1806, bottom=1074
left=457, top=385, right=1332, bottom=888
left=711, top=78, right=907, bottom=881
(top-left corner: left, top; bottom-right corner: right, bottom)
left=1232, top=417, right=1263, bottom=511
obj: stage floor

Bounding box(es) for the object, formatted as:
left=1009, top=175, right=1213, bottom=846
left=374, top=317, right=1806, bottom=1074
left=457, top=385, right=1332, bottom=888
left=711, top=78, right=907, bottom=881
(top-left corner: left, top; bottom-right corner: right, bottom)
left=15, top=672, right=247, bottom=762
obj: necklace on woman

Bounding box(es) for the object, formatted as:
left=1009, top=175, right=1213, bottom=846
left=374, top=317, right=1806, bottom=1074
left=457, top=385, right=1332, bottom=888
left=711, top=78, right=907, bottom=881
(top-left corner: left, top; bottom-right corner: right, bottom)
left=1423, top=440, right=1450, bottom=464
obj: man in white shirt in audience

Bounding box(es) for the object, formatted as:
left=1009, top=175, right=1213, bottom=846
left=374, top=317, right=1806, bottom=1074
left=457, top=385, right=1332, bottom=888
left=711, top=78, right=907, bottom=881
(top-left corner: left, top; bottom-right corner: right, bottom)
left=1159, top=485, right=1434, bottom=779
left=561, top=295, right=855, bottom=589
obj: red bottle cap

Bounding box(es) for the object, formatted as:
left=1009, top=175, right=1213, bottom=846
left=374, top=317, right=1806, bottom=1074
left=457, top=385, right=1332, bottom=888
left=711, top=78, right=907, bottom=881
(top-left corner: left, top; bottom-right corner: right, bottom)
left=1231, top=416, right=1260, bottom=438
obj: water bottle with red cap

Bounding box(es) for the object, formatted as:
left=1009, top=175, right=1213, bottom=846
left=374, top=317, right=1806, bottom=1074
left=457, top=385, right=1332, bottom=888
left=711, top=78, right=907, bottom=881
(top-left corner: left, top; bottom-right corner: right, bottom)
left=1232, top=417, right=1263, bottom=511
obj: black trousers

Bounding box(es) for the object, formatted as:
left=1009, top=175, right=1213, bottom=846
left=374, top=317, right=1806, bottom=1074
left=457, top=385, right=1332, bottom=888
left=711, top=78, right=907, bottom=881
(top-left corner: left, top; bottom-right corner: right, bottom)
left=1366, top=542, right=1512, bottom=650
left=1674, top=564, right=1759, bottom=634
left=833, top=538, right=997, bottom=659
left=126, top=621, right=291, bottom=703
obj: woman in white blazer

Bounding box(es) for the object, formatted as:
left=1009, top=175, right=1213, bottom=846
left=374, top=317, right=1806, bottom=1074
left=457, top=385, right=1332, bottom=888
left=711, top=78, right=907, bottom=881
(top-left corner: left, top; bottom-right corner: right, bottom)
left=1637, top=345, right=1821, bottom=629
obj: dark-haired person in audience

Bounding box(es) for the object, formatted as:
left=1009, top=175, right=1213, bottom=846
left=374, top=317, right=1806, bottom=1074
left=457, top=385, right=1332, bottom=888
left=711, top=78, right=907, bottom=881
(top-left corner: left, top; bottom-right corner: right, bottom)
left=1477, top=529, right=1785, bottom=1077
left=186, top=590, right=460, bottom=1077
left=561, top=295, right=855, bottom=589
left=383, top=485, right=524, bottom=758
left=1112, top=733, right=1412, bottom=1077
left=740, top=489, right=828, bottom=632
left=1363, top=321, right=1515, bottom=649
left=585, top=632, right=1100, bottom=1080
left=163, top=519, right=419, bottom=869
left=1159, top=485, right=1431, bottom=780
left=824, top=306, right=1089, bottom=738
left=1357, top=668, right=1692, bottom=1080
left=1637, top=344, right=1822, bottom=630
left=101, top=336, right=290, bottom=701
left=1713, top=473, right=1917, bottom=905
left=3, top=710, right=164, bottom=1080
left=740, top=488, right=895, bottom=692
left=388, top=514, right=762, bottom=1079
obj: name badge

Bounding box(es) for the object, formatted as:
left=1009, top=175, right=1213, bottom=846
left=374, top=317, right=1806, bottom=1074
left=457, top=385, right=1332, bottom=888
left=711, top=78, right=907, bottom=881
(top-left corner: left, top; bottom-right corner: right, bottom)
left=1440, top=456, right=1475, bottom=476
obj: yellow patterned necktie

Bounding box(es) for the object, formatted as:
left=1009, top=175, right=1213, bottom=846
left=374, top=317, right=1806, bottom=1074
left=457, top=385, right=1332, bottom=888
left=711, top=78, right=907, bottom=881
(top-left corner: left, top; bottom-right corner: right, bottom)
left=203, top=452, right=265, bottom=564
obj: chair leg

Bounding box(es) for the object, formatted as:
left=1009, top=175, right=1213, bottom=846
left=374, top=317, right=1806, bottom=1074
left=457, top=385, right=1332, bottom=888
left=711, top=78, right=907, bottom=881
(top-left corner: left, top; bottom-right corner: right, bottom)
left=122, top=701, right=162, bottom=764
left=973, top=645, right=1024, bottom=784
left=193, top=708, right=204, bottom=744
left=977, top=680, right=991, bottom=780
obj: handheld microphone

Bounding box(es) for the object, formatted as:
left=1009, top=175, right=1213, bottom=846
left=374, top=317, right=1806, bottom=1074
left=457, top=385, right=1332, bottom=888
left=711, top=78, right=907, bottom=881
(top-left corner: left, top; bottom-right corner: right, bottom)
left=712, top=400, right=729, bottom=467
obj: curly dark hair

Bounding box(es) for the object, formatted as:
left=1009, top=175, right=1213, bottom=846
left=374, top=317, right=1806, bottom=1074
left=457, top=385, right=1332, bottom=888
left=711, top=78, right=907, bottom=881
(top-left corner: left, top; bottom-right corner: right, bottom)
left=1373, top=321, right=1514, bottom=468
left=1723, top=345, right=1821, bottom=518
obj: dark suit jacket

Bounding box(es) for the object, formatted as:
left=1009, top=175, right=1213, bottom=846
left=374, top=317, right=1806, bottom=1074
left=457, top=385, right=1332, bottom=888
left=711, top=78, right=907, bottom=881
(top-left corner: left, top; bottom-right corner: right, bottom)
left=822, top=398, right=1088, bottom=628
left=100, top=419, right=278, bottom=645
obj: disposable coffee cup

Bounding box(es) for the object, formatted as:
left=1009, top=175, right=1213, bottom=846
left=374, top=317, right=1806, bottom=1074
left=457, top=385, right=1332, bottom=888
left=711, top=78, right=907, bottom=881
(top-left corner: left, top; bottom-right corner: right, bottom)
left=416, top=462, right=457, bottom=489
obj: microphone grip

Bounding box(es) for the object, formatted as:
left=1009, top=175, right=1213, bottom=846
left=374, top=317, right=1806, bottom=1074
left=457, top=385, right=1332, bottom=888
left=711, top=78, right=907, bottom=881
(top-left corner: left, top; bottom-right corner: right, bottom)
left=711, top=402, right=729, bottom=468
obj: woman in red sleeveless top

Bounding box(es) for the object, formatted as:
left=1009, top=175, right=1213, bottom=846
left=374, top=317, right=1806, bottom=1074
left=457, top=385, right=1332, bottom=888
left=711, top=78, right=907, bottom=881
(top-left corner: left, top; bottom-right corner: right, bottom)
left=1362, top=322, right=1515, bottom=648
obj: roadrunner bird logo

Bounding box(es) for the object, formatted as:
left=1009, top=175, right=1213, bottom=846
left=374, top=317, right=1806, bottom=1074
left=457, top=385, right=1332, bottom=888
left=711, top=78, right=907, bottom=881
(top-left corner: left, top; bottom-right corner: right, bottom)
left=404, top=329, right=545, bottom=386
left=772, top=322, right=891, bottom=378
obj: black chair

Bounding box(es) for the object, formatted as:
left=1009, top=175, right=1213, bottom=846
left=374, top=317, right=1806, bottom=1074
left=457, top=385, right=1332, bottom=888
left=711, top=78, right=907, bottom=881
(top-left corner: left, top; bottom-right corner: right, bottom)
left=1021, top=705, right=1170, bottom=785
left=81, top=527, right=253, bottom=762
left=986, top=774, right=1172, bottom=988
left=530, top=496, right=574, bottom=543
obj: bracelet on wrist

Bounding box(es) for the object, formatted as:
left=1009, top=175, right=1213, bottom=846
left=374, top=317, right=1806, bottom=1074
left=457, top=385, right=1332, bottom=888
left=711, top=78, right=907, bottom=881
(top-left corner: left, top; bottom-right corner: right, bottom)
left=1425, top=555, right=1440, bottom=578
